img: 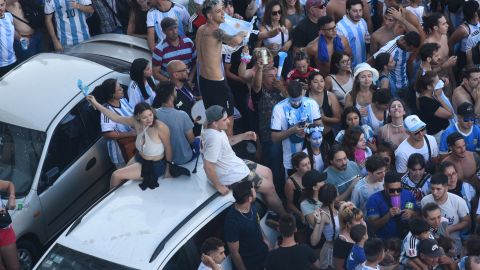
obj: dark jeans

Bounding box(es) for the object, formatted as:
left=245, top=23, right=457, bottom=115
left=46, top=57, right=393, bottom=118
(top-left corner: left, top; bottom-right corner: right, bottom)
left=261, top=140, right=284, bottom=199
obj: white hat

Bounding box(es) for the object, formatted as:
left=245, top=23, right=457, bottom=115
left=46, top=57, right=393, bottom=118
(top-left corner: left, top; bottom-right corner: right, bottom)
left=404, top=115, right=426, bottom=133
left=194, top=0, right=204, bottom=5
left=353, top=63, right=379, bottom=82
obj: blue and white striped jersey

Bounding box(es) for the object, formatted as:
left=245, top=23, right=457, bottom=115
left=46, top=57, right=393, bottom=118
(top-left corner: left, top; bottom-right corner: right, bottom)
left=0, top=13, right=16, bottom=67
left=336, top=15, right=369, bottom=68
left=374, top=36, right=410, bottom=94
left=100, top=98, right=134, bottom=165
left=44, top=0, right=91, bottom=47
left=146, top=4, right=190, bottom=46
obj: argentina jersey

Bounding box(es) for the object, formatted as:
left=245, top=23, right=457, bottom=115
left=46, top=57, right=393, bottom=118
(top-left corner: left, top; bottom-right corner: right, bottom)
left=374, top=36, right=410, bottom=93
left=336, top=15, right=368, bottom=68
left=44, top=0, right=91, bottom=47
left=0, top=13, right=16, bottom=67
left=146, top=4, right=190, bottom=45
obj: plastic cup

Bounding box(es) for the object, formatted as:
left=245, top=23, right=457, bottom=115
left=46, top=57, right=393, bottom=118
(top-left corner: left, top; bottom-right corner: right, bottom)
left=391, top=195, right=400, bottom=208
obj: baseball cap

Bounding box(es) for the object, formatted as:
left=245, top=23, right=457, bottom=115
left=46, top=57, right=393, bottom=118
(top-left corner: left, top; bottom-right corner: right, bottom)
left=418, top=239, right=444, bottom=257
left=205, top=105, right=226, bottom=124
left=161, top=17, right=178, bottom=31
left=194, top=0, right=204, bottom=5
left=302, top=170, right=328, bottom=189
left=457, top=102, right=475, bottom=117
left=404, top=115, right=426, bottom=133
left=306, top=0, right=326, bottom=11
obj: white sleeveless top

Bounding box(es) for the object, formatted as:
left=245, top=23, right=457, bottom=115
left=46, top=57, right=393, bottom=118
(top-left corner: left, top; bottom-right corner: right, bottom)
left=329, top=74, right=353, bottom=105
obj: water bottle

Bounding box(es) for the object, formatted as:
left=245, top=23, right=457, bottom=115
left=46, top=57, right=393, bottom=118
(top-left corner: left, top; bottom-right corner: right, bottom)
left=20, top=37, right=29, bottom=51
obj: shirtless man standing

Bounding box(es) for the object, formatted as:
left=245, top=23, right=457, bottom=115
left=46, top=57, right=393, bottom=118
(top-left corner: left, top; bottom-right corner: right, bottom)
left=383, top=0, right=424, bottom=40
left=196, top=0, right=246, bottom=136
left=370, top=8, right=418, bottom=54
left=6, top=0, right=41, bottom=61
left=423, top=13, right=457, bottom=95
left=306, top=15, right=350, bottom=76
left=452, top=68, right=480, bottom=115
left=442, top=133, right=480, bottom=189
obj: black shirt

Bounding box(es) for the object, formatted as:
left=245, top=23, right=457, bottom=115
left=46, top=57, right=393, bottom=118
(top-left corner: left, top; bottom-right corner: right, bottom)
left=418, top=96, right=449, bottom=135
left=292, top=17, right=320, bottom=48
left=265, top=244, right=317, bottom=270
left=333, top=237, right=354, bottom=269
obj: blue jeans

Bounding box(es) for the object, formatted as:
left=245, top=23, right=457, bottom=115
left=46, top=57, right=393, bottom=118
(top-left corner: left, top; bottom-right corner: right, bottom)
left=261, top=140, right=284, bottom=199
left=13, top=31, right=43, bottom=63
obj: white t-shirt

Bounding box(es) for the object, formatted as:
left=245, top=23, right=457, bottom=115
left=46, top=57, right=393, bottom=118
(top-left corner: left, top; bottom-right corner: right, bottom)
left=201, top=129, right=249, bottom=185
left=198, top=262, right=220, bottom=270
left=303, top=148, right=324, bottom=172
left=395, top=135, right=438, bottom=173
left=421, top=193, right=469, bottom=241
left=271, top=97, right=321, bottom=169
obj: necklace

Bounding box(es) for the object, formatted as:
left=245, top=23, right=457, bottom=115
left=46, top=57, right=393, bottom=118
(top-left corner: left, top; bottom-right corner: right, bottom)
left=235, top=204, right=253, bottom=220
left=390, top=123, right=403, bottom=128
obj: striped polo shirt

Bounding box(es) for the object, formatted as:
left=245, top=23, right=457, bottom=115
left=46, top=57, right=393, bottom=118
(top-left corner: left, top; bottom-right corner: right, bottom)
left=0, top=13, right=16, bottom=67
left=374, top=36, right=410, bottom=95
left=152, top=36, right=196, bottom=77
left=336, top=15, right=369, bottom=68
left=44, top=0, right=91, bottom=47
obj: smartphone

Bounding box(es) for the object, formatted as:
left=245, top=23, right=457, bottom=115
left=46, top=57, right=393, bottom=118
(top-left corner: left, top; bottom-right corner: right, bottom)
left=298, top=120, right=306, bottom=127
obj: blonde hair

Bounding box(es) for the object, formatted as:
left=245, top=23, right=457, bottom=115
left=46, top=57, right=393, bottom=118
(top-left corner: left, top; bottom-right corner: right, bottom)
left=338, top=202, right=364, bottom=230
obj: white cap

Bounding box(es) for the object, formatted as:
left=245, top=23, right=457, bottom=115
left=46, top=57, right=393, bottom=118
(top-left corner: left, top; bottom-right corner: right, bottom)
left=404, top=115, right=426, bottom=133
left=194, top=0, right=204, bottom=5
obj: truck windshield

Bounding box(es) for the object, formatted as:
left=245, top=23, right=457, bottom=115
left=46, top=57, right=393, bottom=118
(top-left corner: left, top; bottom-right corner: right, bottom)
left=0, top=122, right=45, bottom=196
left=37, top=244, right=137, bottom=270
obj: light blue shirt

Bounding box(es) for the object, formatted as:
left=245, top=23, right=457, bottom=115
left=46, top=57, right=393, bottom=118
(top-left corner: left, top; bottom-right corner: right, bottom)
left=337, top=15, right=369, bottom=68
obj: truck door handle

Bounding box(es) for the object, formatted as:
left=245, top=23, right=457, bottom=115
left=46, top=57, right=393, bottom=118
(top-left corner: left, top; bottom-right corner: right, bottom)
left=85, top=157, right=96, bottom=171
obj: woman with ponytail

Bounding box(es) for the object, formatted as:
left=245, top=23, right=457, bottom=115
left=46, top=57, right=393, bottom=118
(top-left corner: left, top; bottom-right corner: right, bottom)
left=92, top=78, right=136, bottom=168
left=128, top=58, right=157, bottom=107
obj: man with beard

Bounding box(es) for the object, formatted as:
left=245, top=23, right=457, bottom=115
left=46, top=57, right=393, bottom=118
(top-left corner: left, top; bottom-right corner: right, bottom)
left=442, top=133, right=480, bottom=188
left=421, top=173, right=470, bottom=257
left=452, top=68, right=480, bottom=116
left=196, top=0, right=247, bottom=137
left=305, top=15, right=350, bottom=76
left=324, top=145, right=362, bottom=201
left=336, top=0, right=369, bottom=68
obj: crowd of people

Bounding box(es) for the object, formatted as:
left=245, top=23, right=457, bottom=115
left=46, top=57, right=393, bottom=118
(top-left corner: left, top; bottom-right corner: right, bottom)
left=6, top=0, right=480, bottom=269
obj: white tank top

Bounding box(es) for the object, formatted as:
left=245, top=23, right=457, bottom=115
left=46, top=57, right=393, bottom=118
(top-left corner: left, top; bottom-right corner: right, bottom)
left=461, top=22, right=480, bottom=52
left=329, top=74, right=353, bottom=105
left=263, top=25, right=289, bottom=53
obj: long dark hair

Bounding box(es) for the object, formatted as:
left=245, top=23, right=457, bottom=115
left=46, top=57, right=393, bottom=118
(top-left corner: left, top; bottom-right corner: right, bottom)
left=342, top=126, right=363, bottom=161
left=350, top=72, right=376, bottom=105
left=330, top=51, right=350, bottom=75
left=130, top=58, right=156, bottom=100
left=262, top=0, right=286, bottom=27
left=340, top=106, right=362, bottom=130
left=92, top=78, right=118, bottom=105
left=385, top=98, right=408, bottom=124
left=319, top=183, right=338, bottom=237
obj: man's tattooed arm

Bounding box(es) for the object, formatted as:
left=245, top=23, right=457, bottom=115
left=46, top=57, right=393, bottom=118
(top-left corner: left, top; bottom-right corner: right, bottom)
left=212, top=29, right=246, bottom=46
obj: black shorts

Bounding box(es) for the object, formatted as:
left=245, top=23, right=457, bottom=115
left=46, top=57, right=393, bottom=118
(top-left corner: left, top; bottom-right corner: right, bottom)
left=198, top=76, right=234, bottom=116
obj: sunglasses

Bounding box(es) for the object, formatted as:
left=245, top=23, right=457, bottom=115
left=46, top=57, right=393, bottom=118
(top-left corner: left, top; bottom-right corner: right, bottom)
left=271, top=10, right=282, bottom=15
left=463, top=117, right=475, bottom=122
left=314, top=3, right=327, bottom=9
left=413, top=127, right=426, bottom=135
left=388, top=188, right=402, bottom=194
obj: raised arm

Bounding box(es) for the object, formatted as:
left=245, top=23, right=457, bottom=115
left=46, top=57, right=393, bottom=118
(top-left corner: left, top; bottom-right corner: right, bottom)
left=86, top=95, right=135, bottom=127
left=213, top=29, right=247, bottom=47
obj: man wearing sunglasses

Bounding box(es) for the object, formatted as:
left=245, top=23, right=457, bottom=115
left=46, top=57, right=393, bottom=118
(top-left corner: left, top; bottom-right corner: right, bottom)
left=442, top=132, right=480, bottom=188
left=395, top=115, right=439, bottom=174
left=366, top=172, right=419, bottom=239
left=292, top=0, right=326, bottom=52
left=439, top=102, right=480, bottom=157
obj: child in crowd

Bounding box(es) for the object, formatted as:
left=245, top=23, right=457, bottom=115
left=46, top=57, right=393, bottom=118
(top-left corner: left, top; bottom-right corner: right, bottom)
left=359, top=238, right=385, bottom=270
left=400, top=218, right=433, bottom=270
left=346, top=224, right=368, bottom=270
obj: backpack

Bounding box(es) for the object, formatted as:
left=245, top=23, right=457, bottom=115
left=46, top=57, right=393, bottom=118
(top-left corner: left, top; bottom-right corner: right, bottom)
left=19, top=0, right=45, bottom=30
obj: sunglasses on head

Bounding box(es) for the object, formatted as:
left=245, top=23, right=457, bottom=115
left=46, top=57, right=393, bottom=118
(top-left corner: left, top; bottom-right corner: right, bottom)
left=388, top=188, right=402, bottom=194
